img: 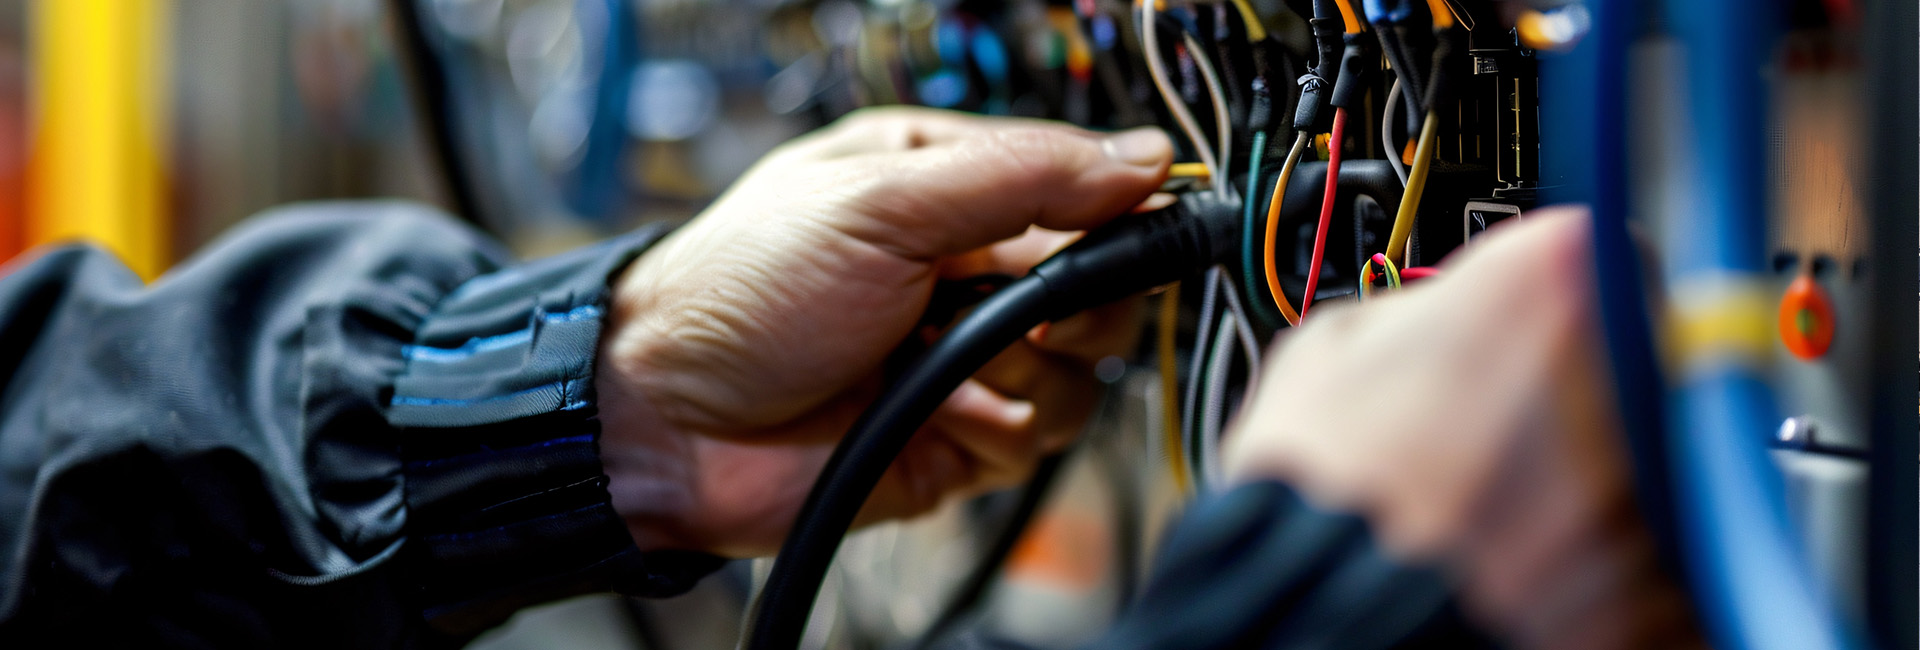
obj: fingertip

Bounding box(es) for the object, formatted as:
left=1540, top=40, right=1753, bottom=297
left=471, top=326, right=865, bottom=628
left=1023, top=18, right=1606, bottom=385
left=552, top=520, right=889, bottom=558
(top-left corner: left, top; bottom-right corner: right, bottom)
left=1027, top=322, right=1051, bottom=346
left=943, top=380, right=1035, bottom=431
left=1100, top=127, right=1174, bottom=170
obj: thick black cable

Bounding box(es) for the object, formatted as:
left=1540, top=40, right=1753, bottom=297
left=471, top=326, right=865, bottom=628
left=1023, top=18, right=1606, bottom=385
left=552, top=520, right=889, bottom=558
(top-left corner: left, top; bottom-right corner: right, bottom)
left=387, top=0, right=489, bottom=229
left=746, top=194, right=1242, bottom=650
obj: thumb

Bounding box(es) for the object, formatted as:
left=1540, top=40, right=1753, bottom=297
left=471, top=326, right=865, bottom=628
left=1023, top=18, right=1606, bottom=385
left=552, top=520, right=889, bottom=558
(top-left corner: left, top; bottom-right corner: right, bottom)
left=837, top=125, right=1174, bottom=260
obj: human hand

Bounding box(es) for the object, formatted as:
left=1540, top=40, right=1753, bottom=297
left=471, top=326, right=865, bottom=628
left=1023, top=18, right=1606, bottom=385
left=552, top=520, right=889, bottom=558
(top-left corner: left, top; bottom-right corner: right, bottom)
left=596, top=107, right=1170, bottom=557
left=1223, top=208, right=1703, bottom=649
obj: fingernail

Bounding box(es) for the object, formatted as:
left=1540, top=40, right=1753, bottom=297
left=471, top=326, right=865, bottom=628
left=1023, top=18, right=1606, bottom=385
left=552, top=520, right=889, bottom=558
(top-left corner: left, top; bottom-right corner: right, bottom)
left=1102, top=127, right=1172, bottom=168
left=1027, top=323, right=1051, bottom=345
left=1001, top=400, right=1036, bottom=429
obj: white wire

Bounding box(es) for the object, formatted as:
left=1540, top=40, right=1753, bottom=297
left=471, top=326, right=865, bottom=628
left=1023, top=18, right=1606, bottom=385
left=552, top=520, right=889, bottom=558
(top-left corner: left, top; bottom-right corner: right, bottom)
left=1199, top=265, right=1262, bottom=491
left=1140, top=0, right=1220, bottom=190
left=1183, top=31, right=1232, bottom=201
left=1199, top=308, right=1238, bottom=491
left=1382, top=79, right=1410, bottom=186
left=1214, top=266, right=1263, bottom=376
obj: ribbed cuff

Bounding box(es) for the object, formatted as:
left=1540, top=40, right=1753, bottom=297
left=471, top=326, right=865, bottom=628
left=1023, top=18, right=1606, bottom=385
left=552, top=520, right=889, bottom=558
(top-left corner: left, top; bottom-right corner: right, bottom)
left=385, top=223, right=723, bottom=637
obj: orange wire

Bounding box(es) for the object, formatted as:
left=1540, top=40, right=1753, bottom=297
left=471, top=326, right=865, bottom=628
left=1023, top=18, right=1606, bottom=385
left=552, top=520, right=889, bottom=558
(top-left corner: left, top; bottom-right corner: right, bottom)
left=1424, top=0, right=1456, bottom=28
left=1262, top=133, right=1310, bottom=327
left=1332, top=0, right=1363, bottom=33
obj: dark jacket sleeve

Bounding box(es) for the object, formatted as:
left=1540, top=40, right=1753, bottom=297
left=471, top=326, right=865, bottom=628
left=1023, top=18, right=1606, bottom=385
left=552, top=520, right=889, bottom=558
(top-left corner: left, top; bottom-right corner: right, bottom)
left=0, top=201, right=721, bottom=648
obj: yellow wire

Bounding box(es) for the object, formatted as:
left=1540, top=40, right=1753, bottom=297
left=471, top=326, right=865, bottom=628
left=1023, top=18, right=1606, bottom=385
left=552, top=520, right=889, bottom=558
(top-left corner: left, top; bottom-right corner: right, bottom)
left=1156, top=286, right=1191, bottom=492
left=1262, top=132, right=1311, bottom=327
left=1227, top=0, right=1268, bottom=41
left=1332, top=0, right=1363, bottom=34
left=1169, top=162, right=1212, bottom=179
left=1385, top=111, right=1439, bottom=266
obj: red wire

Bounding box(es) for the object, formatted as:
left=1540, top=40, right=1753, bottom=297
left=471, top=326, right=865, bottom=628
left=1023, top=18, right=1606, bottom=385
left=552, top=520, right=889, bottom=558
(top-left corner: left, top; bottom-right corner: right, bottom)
left=1400, top=267, right=1440, bottom=281
left=1299, top=107, right=1346, bottom=319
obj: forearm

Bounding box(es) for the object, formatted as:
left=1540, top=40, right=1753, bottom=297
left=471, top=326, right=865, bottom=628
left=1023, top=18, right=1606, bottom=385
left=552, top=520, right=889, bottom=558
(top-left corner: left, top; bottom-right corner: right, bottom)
left=0, top=202, right=717, bottom=646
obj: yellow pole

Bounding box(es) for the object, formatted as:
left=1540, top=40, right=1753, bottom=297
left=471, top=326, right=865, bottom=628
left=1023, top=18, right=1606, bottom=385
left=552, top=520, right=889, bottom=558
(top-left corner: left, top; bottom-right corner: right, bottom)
left=29, top=0, right=171, bottom=279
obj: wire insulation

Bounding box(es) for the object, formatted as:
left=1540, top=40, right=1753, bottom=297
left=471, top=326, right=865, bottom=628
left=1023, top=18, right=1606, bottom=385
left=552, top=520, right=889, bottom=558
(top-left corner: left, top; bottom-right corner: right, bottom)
left=1262, top=133, right=1312, bottom=326
left=1197, top=311, right=1239, bottom=490
left=1184, top=31, right=1233, bottom=201
left=1141, top=0, right=1220, bottom=187
left=1382, top=80, right=1410, bottom=184
left=1155, top=286, right=1190, bottom=492
left=1182, top=268, right=1224, bottom=468
left=1299, top=107, right=1348, bottom=318
left=1384, top=110, right=1438, bottom=266
left=1227, top=0, right=1269, bottom=40
left=1332, top=0, right=1364, bottom=33
left=1241, top=131, right=1277, bottom=329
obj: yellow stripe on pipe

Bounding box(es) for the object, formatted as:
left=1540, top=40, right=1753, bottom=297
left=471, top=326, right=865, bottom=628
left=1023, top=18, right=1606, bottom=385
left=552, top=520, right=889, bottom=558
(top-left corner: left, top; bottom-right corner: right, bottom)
left=29, top=0, right=171, bottom=279
left=1665, top=275, right=1775, bottom=374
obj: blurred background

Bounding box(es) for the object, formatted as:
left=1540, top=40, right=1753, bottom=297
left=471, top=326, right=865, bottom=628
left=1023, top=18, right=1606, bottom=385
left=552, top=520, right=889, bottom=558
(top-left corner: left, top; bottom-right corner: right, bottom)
left=0, top=0, right=829, bottom=272
left=0, top=0, right=1220, bottom=271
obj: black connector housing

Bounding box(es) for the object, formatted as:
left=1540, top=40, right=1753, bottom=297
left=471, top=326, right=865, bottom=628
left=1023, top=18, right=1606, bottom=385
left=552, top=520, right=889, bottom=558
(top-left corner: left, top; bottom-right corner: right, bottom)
left=1329, top=37, right=1375, bottom=109
left=1293, top=0, right=1346, bottom=132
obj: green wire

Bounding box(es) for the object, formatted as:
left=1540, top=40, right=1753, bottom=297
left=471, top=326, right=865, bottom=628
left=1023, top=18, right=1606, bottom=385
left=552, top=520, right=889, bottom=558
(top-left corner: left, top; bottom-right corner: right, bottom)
left=1240, top=130, right=1281, bottom=329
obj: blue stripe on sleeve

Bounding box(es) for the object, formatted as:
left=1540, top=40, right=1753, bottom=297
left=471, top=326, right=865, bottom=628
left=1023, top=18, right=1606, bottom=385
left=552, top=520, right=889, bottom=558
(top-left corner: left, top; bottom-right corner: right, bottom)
left=404, top=304, right=603, bottom=363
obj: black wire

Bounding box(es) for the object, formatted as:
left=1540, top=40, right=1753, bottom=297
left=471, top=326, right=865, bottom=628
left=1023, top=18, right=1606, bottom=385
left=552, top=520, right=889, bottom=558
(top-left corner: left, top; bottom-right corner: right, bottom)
left=387, top=0, right=489, bottom=230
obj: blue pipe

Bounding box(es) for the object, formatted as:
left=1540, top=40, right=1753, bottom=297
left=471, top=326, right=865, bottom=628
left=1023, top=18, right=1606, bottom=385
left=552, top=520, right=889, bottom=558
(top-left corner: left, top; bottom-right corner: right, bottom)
left=1538, top=0, right=1688, bottom=618
left=1663, top=0, right=1853, bottom=647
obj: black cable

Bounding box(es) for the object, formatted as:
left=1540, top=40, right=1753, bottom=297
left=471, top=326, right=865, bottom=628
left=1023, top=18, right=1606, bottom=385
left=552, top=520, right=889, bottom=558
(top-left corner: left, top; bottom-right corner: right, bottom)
left=911, top=453, right=1069, bottom=649
left=1292, top=0, right=1345, bottom=133
left=746, top=192, right=1244, bottom=650
left=387, top=0, right=489, bottom=229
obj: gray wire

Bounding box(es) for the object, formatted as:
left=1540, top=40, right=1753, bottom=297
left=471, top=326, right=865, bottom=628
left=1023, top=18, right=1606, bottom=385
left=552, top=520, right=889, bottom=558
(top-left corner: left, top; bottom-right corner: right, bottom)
left=1198, top=267, right=1262, bottom=491
left=1199, top=309, right=1241, bottom=491
left=1181, top=266, right=1224, bottom=484
left=1214, top=268, right=1264, bottom=377
left=1183, top=31, right=1233, bottom=201
left=1141, top=0, right=1220, bottom=188
left=1383, top=79, right=1411, bottom=186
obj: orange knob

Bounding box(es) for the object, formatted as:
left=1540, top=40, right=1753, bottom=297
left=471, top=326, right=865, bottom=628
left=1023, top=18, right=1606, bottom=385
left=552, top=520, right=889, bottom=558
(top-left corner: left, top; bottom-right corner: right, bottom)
left=1778, top=275, right=1835, bottom=360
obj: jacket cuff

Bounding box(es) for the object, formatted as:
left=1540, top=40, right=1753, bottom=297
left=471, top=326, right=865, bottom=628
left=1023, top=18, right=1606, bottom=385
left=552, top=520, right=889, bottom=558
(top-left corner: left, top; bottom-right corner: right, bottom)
left=386, top=224, right=724, bottom=637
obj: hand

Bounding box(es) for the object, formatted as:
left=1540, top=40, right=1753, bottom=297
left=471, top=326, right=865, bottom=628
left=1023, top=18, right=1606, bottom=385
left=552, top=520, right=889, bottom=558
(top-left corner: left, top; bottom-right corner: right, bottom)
left=1223, top=208, right=1703, bottom=649
left=596, top=107, right=1171, bottom=557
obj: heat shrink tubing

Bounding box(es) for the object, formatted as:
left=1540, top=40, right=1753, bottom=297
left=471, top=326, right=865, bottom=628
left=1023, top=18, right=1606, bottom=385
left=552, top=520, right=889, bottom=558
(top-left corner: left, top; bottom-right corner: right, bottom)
left=745, top=192, right=1244, bottom=650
